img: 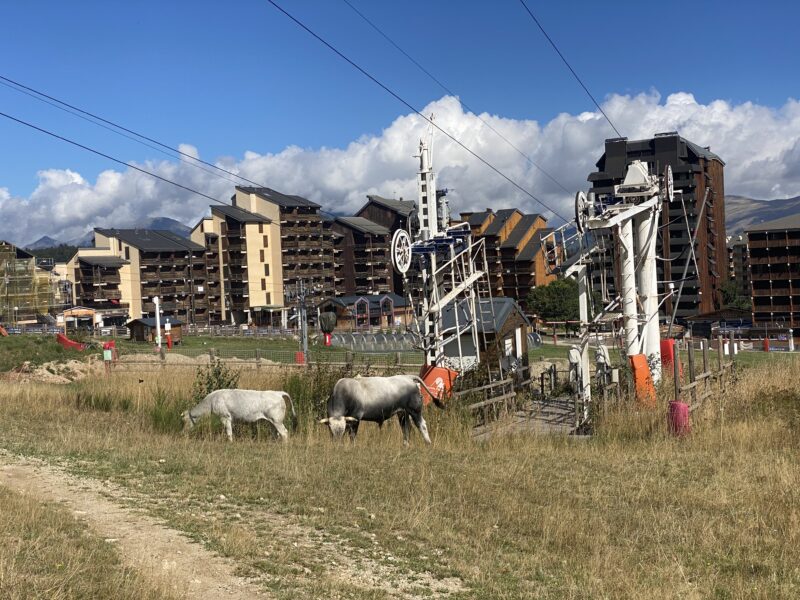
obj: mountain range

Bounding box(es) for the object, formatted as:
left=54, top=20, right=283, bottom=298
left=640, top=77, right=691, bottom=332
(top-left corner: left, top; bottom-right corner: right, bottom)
left=724, top=195, right=800, bottom=236
left=25, top=217, right=192, bottom=250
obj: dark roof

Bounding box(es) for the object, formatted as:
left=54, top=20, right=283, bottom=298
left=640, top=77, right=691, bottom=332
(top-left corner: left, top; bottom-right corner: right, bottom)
left=95, top=229, right=204, bottom=252
left=467, top=211, right=492, bottom=227
left=516, top=228, right=553, bottom=261
left=364, top=195, right=416, bottom=216
left=482, top=209, right=520, bottom=237
left=211, top=204, right=270, bottom=224
left=684, top=139, right=724, bottom=164
left=500, top=214, right=544, bottom=249
left=320, top=292, right=408, bottom=310
left=335, top=217, right=390, bottom=236
left=745, top=213, right=800, bottom=233
left=127, top=316, right=184, bottom=328
left=236, top=186, right=320, bottom=209
left=77, top=255, right=129, bottom=268
left=442, top=297, right=528, bottom=334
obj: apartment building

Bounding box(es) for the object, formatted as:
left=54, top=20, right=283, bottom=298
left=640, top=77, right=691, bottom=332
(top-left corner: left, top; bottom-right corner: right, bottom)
left=588, top=132, right=727, bottom=319
left=746, top=214, right=800, bottom=328
left=729, top=237, right=751, bottom=297
left=191, top=203, right=274, bottom=325
left=191, top=186, right=337, bottom=325
left=355, top=195, right=416, bottom=293
left=65, top=229, right=208, bottom=325
left=330, top=217, right=393, bottom=295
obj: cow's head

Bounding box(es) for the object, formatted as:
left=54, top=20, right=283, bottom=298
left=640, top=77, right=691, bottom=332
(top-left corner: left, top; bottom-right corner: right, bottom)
left=318, top=416, right=357, bottom=437
left=181, top=410, right=196, bottom=430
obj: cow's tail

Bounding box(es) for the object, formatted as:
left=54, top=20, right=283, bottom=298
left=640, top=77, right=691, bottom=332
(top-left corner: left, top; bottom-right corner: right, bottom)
left=412, top=376, right=446, bottom=409
left=283, top=392, right=298, bottom=431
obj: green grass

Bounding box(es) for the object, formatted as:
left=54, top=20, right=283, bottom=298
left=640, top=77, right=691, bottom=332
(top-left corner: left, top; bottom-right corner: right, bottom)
left=0, top=335, right=98, bottom=372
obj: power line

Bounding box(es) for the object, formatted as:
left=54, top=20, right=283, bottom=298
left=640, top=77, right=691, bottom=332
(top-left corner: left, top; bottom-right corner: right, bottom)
left=0, top=110, right=229, bottom=207
left=266, top=0, right=571, bottom=224
left=339, top=0, right=571, bottom=195
left=516, top=0, right=623, bottom=139
left=0, top=74, right=274, bottom=191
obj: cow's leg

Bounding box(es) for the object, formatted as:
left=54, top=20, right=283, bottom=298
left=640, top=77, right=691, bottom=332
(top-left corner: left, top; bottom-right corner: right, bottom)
left=346, top=420, right=360, bottom=441
left=410, top=411, right=432, bottom=444
left=398, top=412, right=411, bottom=446
left=221, top=415, right=234, bottom=441
left=269, top=418, right=289, bottom=441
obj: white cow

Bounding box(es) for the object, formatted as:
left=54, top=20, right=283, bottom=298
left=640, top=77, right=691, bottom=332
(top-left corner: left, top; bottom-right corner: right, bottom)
left=182, top=389, right=295, bottom=441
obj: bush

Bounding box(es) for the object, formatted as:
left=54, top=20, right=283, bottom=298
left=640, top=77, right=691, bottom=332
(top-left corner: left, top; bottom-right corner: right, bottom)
left=190, top=357, right=240, bottom=404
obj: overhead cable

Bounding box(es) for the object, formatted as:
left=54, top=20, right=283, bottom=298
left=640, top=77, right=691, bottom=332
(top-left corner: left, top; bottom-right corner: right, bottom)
left=267, top=0, right=571, bottom=224
left=516, top=0, right=623, bottom=139
left=340, top=0, right=572, bottom=195
left=0, top=110, right=229, bottom=206
left=0, top=74, right=273, bottom=191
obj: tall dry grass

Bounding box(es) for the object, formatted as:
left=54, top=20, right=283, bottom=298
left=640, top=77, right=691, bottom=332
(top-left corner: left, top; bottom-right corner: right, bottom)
left=0, top=362, right=797, bottom=598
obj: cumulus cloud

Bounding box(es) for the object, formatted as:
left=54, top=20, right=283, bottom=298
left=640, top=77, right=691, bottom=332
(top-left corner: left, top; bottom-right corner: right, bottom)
left=3, top=91, right=800, bottom=245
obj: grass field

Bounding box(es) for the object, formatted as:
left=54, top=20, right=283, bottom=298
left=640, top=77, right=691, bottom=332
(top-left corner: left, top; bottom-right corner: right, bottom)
left=0, top=358, right=798, bottom=598
left=0, top=485, right=173, bottom=599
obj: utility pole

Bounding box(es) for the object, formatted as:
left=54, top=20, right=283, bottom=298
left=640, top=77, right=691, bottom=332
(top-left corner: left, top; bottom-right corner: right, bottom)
left=154, top=296, right=162, bottom=350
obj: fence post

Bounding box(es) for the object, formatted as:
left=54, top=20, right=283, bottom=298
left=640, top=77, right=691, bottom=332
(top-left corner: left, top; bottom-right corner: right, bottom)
left=209, top=347, right=216, bottom=363
left=716, top=335, right=723, bottom=371
left=255, top=348, right=261, bottom=370
left=346, top=351, right=353, bottom=368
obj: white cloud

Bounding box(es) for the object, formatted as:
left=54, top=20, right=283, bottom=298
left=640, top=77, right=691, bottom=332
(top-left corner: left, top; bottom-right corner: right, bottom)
left=2, top=91, right=800, bottom=246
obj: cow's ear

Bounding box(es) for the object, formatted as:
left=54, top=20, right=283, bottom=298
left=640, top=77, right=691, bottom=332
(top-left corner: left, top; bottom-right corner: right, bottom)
left=318, top=418, right=330, bottom=424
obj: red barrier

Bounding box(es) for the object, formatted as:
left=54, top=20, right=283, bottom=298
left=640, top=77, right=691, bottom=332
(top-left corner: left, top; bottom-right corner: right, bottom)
left=668, top=401, right=691, bottom=436
left=660, top=339, right=683, bottom=380
left=418, top=364, right=458, bottom=407
left=0, top=325, right=7, bottom=337
left=55, top=333, right=87, bottom=351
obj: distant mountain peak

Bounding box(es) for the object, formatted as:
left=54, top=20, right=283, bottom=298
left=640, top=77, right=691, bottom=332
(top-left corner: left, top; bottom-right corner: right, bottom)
left=25, top=235, right=63, bottom=250
left=725, top=195, right=800, bottom=236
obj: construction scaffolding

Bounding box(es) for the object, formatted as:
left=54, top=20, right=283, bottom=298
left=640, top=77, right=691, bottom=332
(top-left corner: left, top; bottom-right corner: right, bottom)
left=0, top=241, right=56, bottom=324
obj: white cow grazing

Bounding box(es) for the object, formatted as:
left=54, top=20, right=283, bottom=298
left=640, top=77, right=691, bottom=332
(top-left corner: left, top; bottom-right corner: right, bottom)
left=182, top=389, right=295, bottom=441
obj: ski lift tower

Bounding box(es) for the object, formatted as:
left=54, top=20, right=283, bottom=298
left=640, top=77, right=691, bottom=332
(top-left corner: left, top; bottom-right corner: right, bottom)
left=390, top=134, right=498, bottom=376
left=542, top=160, right=673, bottom=411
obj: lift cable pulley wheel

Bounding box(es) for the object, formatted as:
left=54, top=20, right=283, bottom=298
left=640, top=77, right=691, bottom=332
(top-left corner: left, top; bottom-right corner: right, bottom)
left=391, top=229, right=412, bottom=275
left=574, top=190, right=589, bottom=234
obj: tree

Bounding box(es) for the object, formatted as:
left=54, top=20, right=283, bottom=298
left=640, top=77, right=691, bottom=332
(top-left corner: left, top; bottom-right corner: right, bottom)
left=527, top=278, right=579, bottom=324
left=720, top=280, right=751, bottom=311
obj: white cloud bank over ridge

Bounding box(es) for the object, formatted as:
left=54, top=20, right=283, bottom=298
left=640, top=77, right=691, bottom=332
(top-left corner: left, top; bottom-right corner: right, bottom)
left=2, top=90, right=800, bottom=245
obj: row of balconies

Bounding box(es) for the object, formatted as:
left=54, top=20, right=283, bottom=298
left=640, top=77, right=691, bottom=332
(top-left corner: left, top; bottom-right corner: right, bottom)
left=748, top=239, right=800, bottom=249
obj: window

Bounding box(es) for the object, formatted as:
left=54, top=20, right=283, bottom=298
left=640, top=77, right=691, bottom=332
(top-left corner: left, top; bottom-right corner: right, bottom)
left=263, top=235, right=269, bottom=247
left=266, top=292, right=271, bottom=305
left=259, top=223, right=264, bottom=234
left=260, top=249, right=264, bottom=262
left=261, top=279, right=266, bottom=291
left=264, top=264, right=270, bottom=277
left=125, top=247, right=130, bottom=260
left=118, top=239, right=122, bottom=251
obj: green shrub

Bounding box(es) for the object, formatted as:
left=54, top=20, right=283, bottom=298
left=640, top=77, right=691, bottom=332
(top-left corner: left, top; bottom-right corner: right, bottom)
left=190, top=357, right=240, bottom=403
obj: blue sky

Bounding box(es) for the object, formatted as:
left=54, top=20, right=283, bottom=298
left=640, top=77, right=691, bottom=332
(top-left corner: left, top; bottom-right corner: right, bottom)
left=1, top=1, right=799, bottom=243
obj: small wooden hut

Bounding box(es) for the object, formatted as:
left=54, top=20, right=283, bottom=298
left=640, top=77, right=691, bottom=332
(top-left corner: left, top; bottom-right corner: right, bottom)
left=126, top=316, right=183, bottom=343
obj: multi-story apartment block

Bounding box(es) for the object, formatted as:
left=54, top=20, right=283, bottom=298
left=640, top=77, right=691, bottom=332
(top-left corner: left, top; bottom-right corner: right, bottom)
left=588, top=132, right=727, bottom=319
left=330, top=217, right=392, bottom=296
left=746, top=214, right=800, bottom=328
left=191, top=186, right=336, bottom=325
left=729, top=237, right=751, bottom=297
left=355, top=195, right=416, bottom=293
left=64, top=229, right=209, bottom=325
left=458, top=209, right=551, bottom=306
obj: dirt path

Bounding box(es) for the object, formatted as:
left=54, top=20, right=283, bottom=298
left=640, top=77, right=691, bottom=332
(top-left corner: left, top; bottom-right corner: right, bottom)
left=0, top=455, right=269, bottom=599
